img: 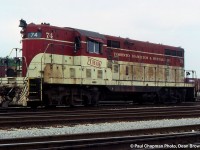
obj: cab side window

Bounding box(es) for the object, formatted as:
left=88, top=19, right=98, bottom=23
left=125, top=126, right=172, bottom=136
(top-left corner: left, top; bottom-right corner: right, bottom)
left=87, top=39, right=102, bottom=54
left=74, top=36, right=81, bottom=51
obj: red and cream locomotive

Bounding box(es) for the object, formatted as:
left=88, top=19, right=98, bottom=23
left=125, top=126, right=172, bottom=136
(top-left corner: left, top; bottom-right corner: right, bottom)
left=0, top=19, right=197, bottom=107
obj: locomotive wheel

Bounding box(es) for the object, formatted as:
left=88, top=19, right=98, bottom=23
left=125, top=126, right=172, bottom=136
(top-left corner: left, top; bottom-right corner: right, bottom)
left=43, top=94, right=50, bottom=108
left=91, top=92, right=100, bottom=106
left=83, top=95, right=90, bottom=107
left=30, top=104, right=38, bottom=109
left=136, top=95, right=144, bottom=105
left=1, top=101, right=9, bottom=108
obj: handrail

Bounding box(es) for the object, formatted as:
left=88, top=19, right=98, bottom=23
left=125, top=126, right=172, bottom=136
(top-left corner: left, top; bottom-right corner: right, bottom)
left=40, top=43, right=54, bottom=78
left=7, top=48, right=22, bottom=58
left=22, top=56, right=29, bottom=77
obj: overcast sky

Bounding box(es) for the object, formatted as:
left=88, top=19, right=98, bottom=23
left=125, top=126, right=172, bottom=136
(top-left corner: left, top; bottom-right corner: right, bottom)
left=0, top=0, right=200, bottom=76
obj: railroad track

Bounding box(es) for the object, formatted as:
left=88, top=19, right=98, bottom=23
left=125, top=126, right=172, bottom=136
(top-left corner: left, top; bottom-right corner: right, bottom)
left=0, top=124, right=200, bottom=150
left=1, top=105, right=200, bottom=128
left=0, top=101, right=199, bottom=113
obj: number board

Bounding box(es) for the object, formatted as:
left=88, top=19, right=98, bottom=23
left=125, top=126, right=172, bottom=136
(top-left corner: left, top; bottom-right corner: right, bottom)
left=28, top=32, right=42, bottom=38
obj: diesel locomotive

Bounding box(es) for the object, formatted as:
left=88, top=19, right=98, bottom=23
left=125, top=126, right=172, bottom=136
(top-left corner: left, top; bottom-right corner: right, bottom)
left=0, top=19, right=197, bottom=108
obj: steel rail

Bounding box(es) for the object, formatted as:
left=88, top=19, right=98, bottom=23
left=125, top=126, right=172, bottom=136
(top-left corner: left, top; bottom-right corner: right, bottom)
left=1, top=106, right=200, bottom=128
left=0, top=124, right=200, bottom=150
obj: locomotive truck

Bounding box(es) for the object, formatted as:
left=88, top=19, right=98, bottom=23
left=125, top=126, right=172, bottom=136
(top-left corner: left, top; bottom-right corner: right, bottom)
left=0, top=19, right=197, bottom=108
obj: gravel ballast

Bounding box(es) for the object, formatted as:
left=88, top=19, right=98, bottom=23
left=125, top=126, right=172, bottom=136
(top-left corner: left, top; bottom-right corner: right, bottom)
left=1, top=118, right=200, bottom=139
